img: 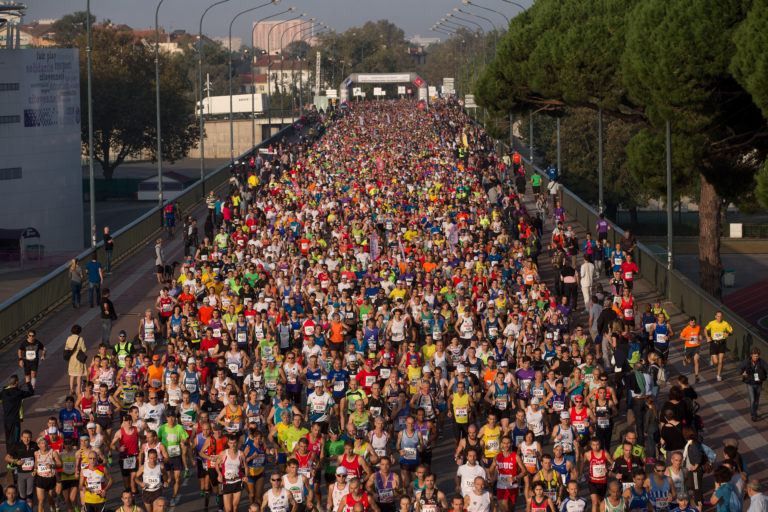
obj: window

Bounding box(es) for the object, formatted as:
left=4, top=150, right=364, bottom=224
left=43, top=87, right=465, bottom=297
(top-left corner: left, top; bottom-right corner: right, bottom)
left=0, top=167, right=22, bottom=180
left=0, top=83, right=20, bottom=92
left=0, top=115, right=20, bottom=124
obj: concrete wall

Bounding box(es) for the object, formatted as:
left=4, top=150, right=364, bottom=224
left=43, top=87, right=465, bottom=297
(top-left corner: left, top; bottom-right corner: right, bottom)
left=188, top=118, right=292, bottom=159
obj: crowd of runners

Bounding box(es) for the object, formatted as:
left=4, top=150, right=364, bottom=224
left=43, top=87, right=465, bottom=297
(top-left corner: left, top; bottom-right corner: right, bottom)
left=3, top=99, right=764, bottom=512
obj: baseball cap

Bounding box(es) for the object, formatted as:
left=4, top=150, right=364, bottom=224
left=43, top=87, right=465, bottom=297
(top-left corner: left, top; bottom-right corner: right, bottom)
left=499, top=361, right=508, bottom=368
left=335, top=466, right=348, bottom=476
left=457, top=364, right=466, bottom=372
left=423, top=366, right=432, bottom=373
left=531, top=397, right=541, bottom=405
left=86, top=423, right=97, bottom=430
left=560, top=411, right=570, bottom=419
left=365, top=359, right=374, bottom=366
left=314, top=380, right=323, bottom=387
left=119, top=330, right=127, bottom=336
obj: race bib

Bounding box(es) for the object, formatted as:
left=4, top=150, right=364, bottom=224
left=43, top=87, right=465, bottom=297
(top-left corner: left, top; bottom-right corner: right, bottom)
left=455, top=406, right=468, bottom=419
left=25, top=350, right=36, bottom=361
left=238, top=333, right=247, bottom=343
left=487, top=439, right=500, bottom=452
left=597, top=418, right=610, bottom=428
left=334, top=381, right=345, bottom=392
left=402, top=447, right=417, bottom=460
left=624, top=271, right=632, bottom=279
left=228, top=364, right=240, bottom=373
left=592, top=463, right=606, bottom=478
left=63, top=461, right=76, bottom=474
left=168, top=445, right=181, bottom=457
left=151, top=379, right=161, bottom=389
left=523, top=455, right=537, bottom=466
left=624, top=309, right=633, bottom=317
left=713, top=331, right=724, bottom=340
left=213, top=329, right=222, bottom=338
left=21, top=458, right=34, bottom=471
left=97, top=404, right=109, bottom=415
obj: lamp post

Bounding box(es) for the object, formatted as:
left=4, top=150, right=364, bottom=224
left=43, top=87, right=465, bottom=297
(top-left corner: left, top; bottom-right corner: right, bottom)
left=461, top=0, right=509, bottom=25
left=86, top=0, right=96, bottom=247
left=155, top=0, right=166, bottom=221
left=267, top=13, right=305, bottom=134
left=251, top=8, right=294, bottom=147
left=280, top=18, right=315, bottom=124
left=228, top=0, right=280, bottom=164
left=454, top=8, right=497, bottom=55
left=295, top=22, right=323, bottom=120
left=496, top=0, right=527, bottom=12
left=197, top=0, right=232, bottom=199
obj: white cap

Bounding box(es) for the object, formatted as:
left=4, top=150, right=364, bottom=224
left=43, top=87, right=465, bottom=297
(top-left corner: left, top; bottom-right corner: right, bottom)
left=530, top=397, right=541, bottom=405
left=457, top=364, right=466, bottom=372
left=335, top=466, right=348, bottom=475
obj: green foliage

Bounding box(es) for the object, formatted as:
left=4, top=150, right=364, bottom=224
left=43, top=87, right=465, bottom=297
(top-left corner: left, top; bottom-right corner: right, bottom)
left=50, top=11, right=96, bottom=47
left=731, top=0, right=768, bottom=119
left=76, top=28, right=199, bottom=179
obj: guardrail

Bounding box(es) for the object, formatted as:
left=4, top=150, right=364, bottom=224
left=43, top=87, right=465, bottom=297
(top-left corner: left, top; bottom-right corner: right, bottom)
left=0, top=124, right=298, bottom=347
left=505, top=144, right=768, bottom=361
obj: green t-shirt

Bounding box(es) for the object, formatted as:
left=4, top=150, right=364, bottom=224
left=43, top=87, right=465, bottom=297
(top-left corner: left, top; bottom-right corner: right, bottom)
left=281, top=426, right=309, bottom=454
left=324, top=440, right=346, bottom=474
left=158, top=423, right=188, bottom=458
left=532, top=174, right=542, bottom=186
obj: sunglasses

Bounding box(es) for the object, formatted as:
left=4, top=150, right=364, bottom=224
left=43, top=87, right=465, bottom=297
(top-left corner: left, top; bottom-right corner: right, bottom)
left=271, top=478, right=280, bottom=482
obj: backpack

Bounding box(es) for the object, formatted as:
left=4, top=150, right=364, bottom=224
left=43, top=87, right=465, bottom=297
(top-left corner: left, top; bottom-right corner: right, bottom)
left=164, top=204, right=174, bottom=214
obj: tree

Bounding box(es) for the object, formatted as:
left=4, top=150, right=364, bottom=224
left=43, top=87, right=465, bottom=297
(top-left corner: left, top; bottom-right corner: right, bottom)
left=622, top=0, right=768, bottom=298
left=50, top=11, right=95, bottom=47
left=284, top=40, right=310, bottom=60
left=77, top=28, right=199, bottom=179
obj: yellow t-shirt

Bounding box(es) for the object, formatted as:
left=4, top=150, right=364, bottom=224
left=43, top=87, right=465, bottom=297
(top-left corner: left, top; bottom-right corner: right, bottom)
left=705, top=320, right=732, bottom=341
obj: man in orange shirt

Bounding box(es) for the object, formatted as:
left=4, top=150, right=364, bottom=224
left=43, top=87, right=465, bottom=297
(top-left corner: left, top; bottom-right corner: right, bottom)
left=197, top=297, right=214, bottom=325
left=680, top=316, right=702, bottom=382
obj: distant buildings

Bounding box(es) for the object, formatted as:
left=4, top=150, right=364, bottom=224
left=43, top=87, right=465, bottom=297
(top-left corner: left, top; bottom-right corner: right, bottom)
left=253, top=20, right=313, bottom=54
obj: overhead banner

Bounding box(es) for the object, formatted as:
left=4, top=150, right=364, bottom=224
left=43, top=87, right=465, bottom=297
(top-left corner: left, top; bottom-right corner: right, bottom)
left=356, top=73, right=412, bottom=83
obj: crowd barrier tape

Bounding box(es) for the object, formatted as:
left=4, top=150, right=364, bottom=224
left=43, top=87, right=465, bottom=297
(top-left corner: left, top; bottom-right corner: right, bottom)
left=0, top=124, right=297, bottom=348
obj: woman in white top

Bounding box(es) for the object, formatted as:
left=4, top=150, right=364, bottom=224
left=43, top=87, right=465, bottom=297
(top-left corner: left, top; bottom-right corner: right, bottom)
left=217, top=436, right=247, bottom=512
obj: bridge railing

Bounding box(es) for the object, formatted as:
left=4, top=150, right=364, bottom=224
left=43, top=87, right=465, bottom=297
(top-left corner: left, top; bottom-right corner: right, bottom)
left=493, top=136, right=768, bottom=361
left=0, top=124, right=297, bottom=347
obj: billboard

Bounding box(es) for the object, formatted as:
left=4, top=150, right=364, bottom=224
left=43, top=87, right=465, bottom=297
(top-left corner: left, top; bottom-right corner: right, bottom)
left=0, top=49, right=84, bottom=251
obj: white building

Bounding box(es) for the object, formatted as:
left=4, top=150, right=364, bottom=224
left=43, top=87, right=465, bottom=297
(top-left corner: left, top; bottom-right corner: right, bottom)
left=0, top=49, right=84, bottom=251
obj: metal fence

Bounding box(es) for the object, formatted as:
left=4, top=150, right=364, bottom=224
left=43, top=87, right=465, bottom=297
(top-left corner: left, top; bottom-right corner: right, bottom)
left=0, top=124, right=297, bottom=347
left=519, top=151, right=768, bottom=361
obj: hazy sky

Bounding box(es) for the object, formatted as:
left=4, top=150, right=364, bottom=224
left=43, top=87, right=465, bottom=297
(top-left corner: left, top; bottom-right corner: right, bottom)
left=23, top=0, right=528, bottom=46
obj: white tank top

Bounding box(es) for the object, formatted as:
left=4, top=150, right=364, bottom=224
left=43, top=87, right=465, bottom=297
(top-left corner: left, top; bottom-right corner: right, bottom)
left=467, top=490, right=491, bottom=512
left=223, top=451, right=242, bottom=483
left=370, top=430, right=389, bottom=457
left=269, top=488, right=291, bottom=512
left=143, top=463, right=163, bottom=491
left=283, top=474, right=305, bottom=503
left=332, top=482, right=350, bottom=510
left=391, top=319, right=405, bottom=341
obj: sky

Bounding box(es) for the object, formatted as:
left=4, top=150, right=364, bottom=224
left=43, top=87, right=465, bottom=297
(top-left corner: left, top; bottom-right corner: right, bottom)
left=23, top=0, right=529, bottom=46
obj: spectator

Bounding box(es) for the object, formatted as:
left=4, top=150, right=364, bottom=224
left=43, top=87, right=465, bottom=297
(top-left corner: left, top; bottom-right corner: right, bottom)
left=682, top=426, right=705, bottom=507
left=103, top=226, right=113, bottom=274
left=710, top=466, right=736, bottom=512
left=737, top=347, right=768, bottom=422
left=620, top=229, right=637, bottom=256
left=747, top=480, right=768, bottom=512
left=68, top=258, right=83, bottom=309
left=100, top=288, right=117, bottom=347
left=85, top=253, right=103, bottom=308
left=0, top=375, right=34, bottom=448
left=155, top=238, right=165, bottom=284
left=64, top=325, right=87, bottom=395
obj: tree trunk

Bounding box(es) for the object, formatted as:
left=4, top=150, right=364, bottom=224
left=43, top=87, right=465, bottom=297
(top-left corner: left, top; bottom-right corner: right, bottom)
left=698, top=173, right=723, bottom=299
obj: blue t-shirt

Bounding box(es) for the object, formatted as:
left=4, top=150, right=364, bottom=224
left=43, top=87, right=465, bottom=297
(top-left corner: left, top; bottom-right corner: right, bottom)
left=85, top=261, right=102, bottom=283
left=715, top=483, right=733, bottom=512
left=0, top=501, right=34, bottom=512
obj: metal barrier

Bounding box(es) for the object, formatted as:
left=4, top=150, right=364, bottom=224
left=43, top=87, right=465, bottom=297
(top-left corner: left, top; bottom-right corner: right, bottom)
left=0, top=123, right=297, bottom=347
left=512, top=145, right=768, bottom=360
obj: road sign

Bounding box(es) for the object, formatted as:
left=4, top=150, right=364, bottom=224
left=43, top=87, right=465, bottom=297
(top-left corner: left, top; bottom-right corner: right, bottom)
left=326, top=89, right=338, bottom=98
left=465, top=94, right=477, bottom=108
left=413, top=77, right=424, bottom=87
left=397, top=86, right=406, bottom=95
left=373, top=87, right=385, bottom=97
left=353, top=87, right=362, bottom=97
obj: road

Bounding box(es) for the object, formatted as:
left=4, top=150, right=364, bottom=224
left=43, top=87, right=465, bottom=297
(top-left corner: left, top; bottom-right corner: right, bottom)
left=1, top=162, right=766, bottom=512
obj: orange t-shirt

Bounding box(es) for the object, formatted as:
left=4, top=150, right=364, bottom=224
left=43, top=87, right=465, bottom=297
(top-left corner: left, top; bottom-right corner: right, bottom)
left=680, top=325, right=701, bottom=347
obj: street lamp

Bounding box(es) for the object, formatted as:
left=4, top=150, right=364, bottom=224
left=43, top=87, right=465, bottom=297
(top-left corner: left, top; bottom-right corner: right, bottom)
left=295, top=22, right=325, bottom=119
left=198, top=0, right=233, bottom=198
left=154, top=0, right=166, bottom=222
left=266, top=13, right=305, bottom=134
left=454, top=8, right=497, bottom=56
left=251, top=7, right=294, bottom=146
left=460, top=1, right=509, bottom=25
left=446, top=12, right=484, bottom=33
left=280, top=17, right=315, bottom=123
left=228, top=0, right=281, bottom=163
left=86, top=0, right=96, bottom=247
left=496, top=0, right=528, bottom=13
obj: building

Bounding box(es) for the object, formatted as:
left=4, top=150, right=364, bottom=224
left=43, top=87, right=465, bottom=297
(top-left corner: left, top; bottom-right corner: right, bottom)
left=251, top=55, right=309, bottom=94
left=213, top=36, right=241, bottom=50
left=408, top=35, right=441, bottom=47
left=253, top=19, right=312, bottom=55
left=0, top=49, right=84, bottom=251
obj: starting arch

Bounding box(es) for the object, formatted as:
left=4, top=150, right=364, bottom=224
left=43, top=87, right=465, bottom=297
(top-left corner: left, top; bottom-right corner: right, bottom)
left=339, top=72, right=429, bottom=105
